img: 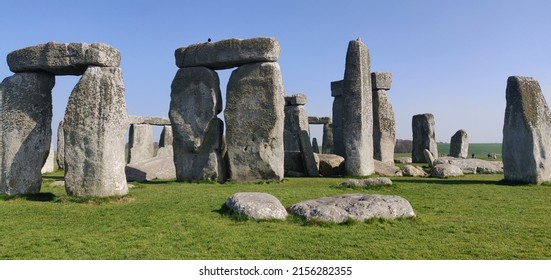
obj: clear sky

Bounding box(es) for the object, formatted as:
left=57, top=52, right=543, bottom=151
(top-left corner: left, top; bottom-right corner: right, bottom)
left=1, top=0, right=551, bottom=144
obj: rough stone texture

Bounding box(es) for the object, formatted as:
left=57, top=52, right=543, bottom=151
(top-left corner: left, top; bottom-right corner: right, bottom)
left=175, top=37, right=280, bottom=70
left=41, top=143, right=55, bottom=174
left=169, top=67, right=225, bottom=182
left=412, top=113, right=438, bottom=163
left=503, top=76, right=551, bottom=184
left=401, top=165, right=428, bottom=177
left=338, top=177, right=393, bottom=187
left=342, top=39, right=374, bottom=176
left=433, top=158, right=503, bottom=174
left=159, top=125, right=173, bottom=148
left=128, top=115, right=171, bottom=125
left=156, top=145, right=174, bottom=158
left=374, top=160, right=402, bottom=177
left=127, top=124, right=154, bottom=163
left=312, top=137, right=320, bottom=154
left=284, top=96, right=309, bottom=174
left=56, top=120, right=64, bottom=169
left=288, top=194, right=415, bottom=223
left=317, top=154, right=344, bottom=176
left=308, top=116, right=331, bottom=124
left=225, top=62, right=284, bottom=181
left=423, top=148, right=436, bottom=167
left=394, top=157, right=412, bottom=164
left=299, top=131, right=320, bottom=177
left=322, top=123, right=333, bottom=154
left=430, top=163, right=464, bottom=178
left=331, top=80, right=345, bottom=157
left=450, top=129, right=469, bottom=158
left=372, top=73, right=395, bottom=164
left=225, top=192, right=287, bottom=220
left=0, top=72, right=54, bottom=195
left=8, top=42, right=120, bottom=75
left=371, top=72, right=392, bottom=90
left=285, top=94, right=307, bottom=106
left=125, top=156, right=176, bottom=182
left=63, top=67, right=128, bottom=197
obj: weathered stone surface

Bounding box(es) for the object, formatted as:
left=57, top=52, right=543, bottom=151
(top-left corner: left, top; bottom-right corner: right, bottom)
left=63, top=67, right=128, bottom=197
left=41, top=143, right=55, bottom=174
left=156, top=145, right=174, bottom=158
left=128, top=115, right=171, bottom=125
left=401, top=165, right=428, bottom=177
left=394, top=157, right=412, bottom=164
left=342, top=39, right=374, bottom=176
left=372, top=74, right=395, bottom=163
left=128, top=124, right=154, bottom=163
left=225, top=192, right=287, bottom=220
left=56, top=120, right=64, bottom=169
left=7, top=42, right=120, bottom=75
left=169, top=67, right=225, bottom=182
left=288, top=194, right=415, bottom=223
left=308, top=116, right=331, bottom=124
left=322, top=123, right=333, bottom=154
left=412, top=113, right=438, bottom=163
left=299, top=131, right=320, bottom=177
left=503, top=76, right=551, bottom=184
left=374, top=160, right=402, bottom=177
left=432, top=158, right=503, bottom=174
left=331, top=80, right=344, bottom=157
left=317, top=154, right=344, bottom=176
left=175, top=37, right=280, bottom=70
left=312, top=137, right=320, bottom=154
left=159, top=125, right=173, bottom=148
left=331, top=80, right=343, bottom=97
left=285, top=94, right=307, bottom=106
left=0, top=72, right=54, bottom=194
left=430, top=163, right=464, bottom=178
left=450, top=129, right=469, bottom=158
left=423, top=149, right=436, bottom=167
left=225, top=62, right=284, bottom=181
left=338, top=177, right=393, bottom=187
left=125, top=155, right=176, bottom=182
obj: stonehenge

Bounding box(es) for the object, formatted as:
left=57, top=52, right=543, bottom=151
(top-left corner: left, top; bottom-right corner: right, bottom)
left=412, top=113, right=438, bottom=163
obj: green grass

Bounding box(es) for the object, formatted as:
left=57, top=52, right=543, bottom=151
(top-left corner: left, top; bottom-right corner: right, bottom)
left=1, top=171, right=551, bottom=260
left=396, top=143, right=503, bottom=160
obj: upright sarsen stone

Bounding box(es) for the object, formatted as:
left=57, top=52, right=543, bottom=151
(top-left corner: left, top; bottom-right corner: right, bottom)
left=225, top=62, right=284, bottom=181
left=372, top=72, right=395, bottom=164
left=63, top=67, right=128, bottom=196
left=503, top=76, right=551, bottom=184
left=169, top=67, right=225, bottom=182
left=56, top=120, right=64, bottom=169
left=127, top=124, right=154, bottom=163
left=412, top=113, right=438, bottom=163
left=450, top=129, right=468, bottom=158
left=331, top=80, right=345, bottom=157
left=284, top=94, right=309, bottom=174
left=342, top=39, right=374, bottom=176
left=0, top=72, right=55, bottom=195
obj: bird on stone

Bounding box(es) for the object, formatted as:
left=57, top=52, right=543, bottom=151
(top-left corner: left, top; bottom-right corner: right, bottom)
left=207, top=38, right=212, bottom=42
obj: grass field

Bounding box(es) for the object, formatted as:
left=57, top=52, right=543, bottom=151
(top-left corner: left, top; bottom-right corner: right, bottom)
left=396, top=143, right=502, bottom=160
left=1, top=169, right=550, bottom=260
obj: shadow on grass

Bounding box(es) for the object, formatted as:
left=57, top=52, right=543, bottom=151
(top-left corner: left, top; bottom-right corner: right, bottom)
left=1, top=192, right=136, bottom=204
left=213, top=203, right=252, bottom=222
left=392, top=178, right=503, bottom=186
left=0, top=192, right=57, bottom=202
left=42, top=174, right=65, bottom=181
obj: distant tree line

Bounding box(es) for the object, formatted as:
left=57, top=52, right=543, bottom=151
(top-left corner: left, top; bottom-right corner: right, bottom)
left=394, top=139, right=412, bottom=153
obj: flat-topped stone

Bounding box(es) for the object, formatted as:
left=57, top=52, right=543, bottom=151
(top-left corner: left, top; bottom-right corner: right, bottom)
left=175, top=37, right=280, bottom=70
left=128, top=115, right=171, bottom=125
left=371, top=72, right=392, bottom=90
left=7, top=42, right=120, bottom=75
left=308, top=116, right=332, bottom=124
left=225, top=192, right=287, bottom=220
left=285, top=94, right=307, bottom=106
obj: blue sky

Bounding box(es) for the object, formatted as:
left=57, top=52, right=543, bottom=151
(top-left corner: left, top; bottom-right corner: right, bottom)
left=1, top=0, right=551, bottom=144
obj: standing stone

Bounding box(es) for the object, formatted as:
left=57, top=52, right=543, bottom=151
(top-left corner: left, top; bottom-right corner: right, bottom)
left=450, top=129, right=469, bottom=158
left=312, top=137, right=320, bottom=154
left=41, top=143, right=55, bottom=173
left=159, top=125, right=173, bottom=147
left=0, top=72, right=55, bottom=195
left=331, top=80, right=345, bottom=157
left=127, top=124, right=154, bottom=163
left=56, top=120, right=64, bottom=169
left=412, top=113, right=438, bottom=163
left=63, top=67, right=128, bottom=197
left=299, top=131, right=320, bottom=177
left=503, top=76, right=551, bottom=184
left=169, top=67, right=225, bottom=182
left=372, top=72, right=396, bottom=164
left=322, top=122, right=333, bottom=154
left=342, top=39, right=374, bottom=176
left=225, top=62, right=284, bottom=181
left=284, top=94, right=309, bottom=174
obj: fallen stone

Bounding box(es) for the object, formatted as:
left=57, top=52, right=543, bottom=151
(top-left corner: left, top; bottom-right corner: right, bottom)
left=423, top=148, right=436, bottom=167
left=225, top=192, right=287, bottom=220
left=50, top=181, right=65, bottom=187
left=175, top=37, right=280, bottom=70
left=0, top=72, right=55, bottom=195
left=401, top=165, right=428, bottom=177
left=431, top=163, right=464, bottom=178
left=63, top=67, right=128, bottom=197
left=288, top=194, right=415, bottom=223
left=338, top=177, right=393, bottom=187
left=394, top=157, right=412, bottom=164
left=433, top=157, right=503, bottom=174
left=125, top=156, right=176, bottom=182
left=317, top=154, right=344, bottom=176
left=7, top=42, right=120, bottom=75
left=374, top=160, right=402, bottom=177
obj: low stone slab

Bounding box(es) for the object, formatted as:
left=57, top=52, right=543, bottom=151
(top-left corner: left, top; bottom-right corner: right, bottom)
left=125, top=156, right=176, bottom=182
left=175, top=37, right=280, bottom=70
left=431, top=163, right=464, bottom=178
left=374, top=160, right=402, bottom=177
left=317, top=154, right=344, bottom=177
left=225, top=192, right=287, bottom=220
left=288, top=194, right=415, bottom=223
left=338, top=177, right=392, bottom=187
left=433, top=157, right=503, bottom=174
left=401, top=165, right=428, bottom=177
left=128, top=115, right=171, bottom=126
left=8, top=42, right=120, bottom=75
left=394, top=157, right=412, bottom=164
